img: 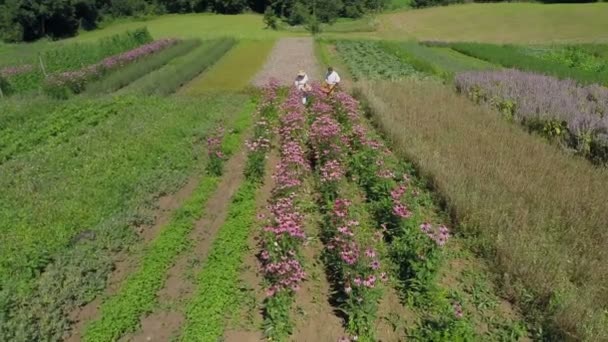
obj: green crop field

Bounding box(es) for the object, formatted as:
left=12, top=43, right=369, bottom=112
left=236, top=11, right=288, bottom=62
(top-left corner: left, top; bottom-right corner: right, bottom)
left=2, top=2, right=608, bottom=341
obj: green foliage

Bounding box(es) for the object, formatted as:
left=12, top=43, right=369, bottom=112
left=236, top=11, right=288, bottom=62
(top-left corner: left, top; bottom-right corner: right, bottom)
left=306, top=15, right=322, bottom=35
left=264, top=292, right=295, bottom=340
left=263, top=7, right=279, bottom=30
left=381, top=41, right=496, bottom=80
left=0, top=94, right=247, bottom=341
left=82, top=176, right=220, bottom=341
left=84, top=39, right=200, bottom=94
left=81, top=97, right=252, bottom=342
left=180, top=180, right=259, bottom=341
left=122, top=38, right=235, bottom=95
left=521, top=44, right=608, bottom=72
left=448, top=42, right=608, bottom=86
left=335, top=40, right=430, bottom=81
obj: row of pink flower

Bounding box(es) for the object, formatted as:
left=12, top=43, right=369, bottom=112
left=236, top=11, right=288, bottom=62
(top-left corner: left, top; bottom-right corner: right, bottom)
left=46, top=38, right=178, bottom=88
left=259, top=82, right=310, bottom=297
left=0, top=64, right=34, bottom=78
left=323, top=88, right=462, bottom=326
left=327, top=88, right=454, bottom=248
left=307, top=85, right=387, bottom=341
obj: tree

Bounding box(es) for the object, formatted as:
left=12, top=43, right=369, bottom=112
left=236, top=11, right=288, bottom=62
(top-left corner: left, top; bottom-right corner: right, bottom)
left=263, top=6, right=278, bottom=29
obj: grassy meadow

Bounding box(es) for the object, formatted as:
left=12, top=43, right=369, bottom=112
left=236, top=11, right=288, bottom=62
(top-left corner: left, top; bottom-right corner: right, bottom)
left=378, top=3, right=608, bottom=43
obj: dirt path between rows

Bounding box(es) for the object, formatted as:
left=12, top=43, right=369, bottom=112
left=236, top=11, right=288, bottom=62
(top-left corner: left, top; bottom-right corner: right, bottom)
left=290, top=187, right=347, bottom=342
left=224, top=150, right=281, bottom=342
left=64, top=177, right=200, bottom=342
left=122, top=148, right=248, bottom=342
left=252, top=38, right=321, bottom=87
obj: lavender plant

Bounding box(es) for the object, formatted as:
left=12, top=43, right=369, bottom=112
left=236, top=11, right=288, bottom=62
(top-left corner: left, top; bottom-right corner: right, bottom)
left=455, top=69, right=608, bottom=163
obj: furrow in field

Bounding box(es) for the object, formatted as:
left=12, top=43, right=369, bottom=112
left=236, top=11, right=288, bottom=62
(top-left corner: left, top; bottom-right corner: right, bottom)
left=74, top=100, right=253, bottom=342
left=123, top=143, right=249, bottom=342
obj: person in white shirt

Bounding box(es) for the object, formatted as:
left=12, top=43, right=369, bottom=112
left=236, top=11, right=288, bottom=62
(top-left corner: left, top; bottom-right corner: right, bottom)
left=294, top=70, right=311, bottom=104
left=323, top=67, right=340, bottom=94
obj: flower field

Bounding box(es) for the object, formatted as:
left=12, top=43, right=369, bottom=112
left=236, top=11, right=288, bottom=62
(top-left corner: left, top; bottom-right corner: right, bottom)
left=2, top=10, right=608, bottom=342
left=455, top=69, right=608, bottom=163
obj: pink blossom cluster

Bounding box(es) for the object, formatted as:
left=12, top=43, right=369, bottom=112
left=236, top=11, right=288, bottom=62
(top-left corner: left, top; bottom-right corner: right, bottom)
left=46, top=39, right=178, bottom=90
left=327, top=198, right=386, bottom=294
left=261, top=86, right=310, bottom=297
left=0, top=64, right=34, bottom=78
left=419, top=222, right=451, bottom=247
left=320, top=159, right=345, bottom=183
left=263, top=255, right=307, bottom=296
left=245, top=136, right=271, bottom=152
left=207, top=126, right=224, bottom=159
left=261, top=77, right=281, bottom=104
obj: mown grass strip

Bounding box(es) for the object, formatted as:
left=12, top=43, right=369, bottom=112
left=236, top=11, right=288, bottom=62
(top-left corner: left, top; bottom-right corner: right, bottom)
left=81, top=99, right=253, bottom=342
left=180, top=180, right=259, bottom=341
left=182, top=40, right=275, bottom=94
left=84, top=39, right=201, bottom=94
left=121, top=38, right=235, bottom=96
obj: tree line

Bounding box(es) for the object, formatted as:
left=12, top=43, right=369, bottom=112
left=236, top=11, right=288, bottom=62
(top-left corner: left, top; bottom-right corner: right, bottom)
left=0, top=0, right=388, bottom=42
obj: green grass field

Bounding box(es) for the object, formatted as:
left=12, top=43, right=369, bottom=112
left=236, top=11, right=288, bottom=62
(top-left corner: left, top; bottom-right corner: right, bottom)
left=73, top=13, right=292, bottom=42
left=378, top=3, right=608, bottom=43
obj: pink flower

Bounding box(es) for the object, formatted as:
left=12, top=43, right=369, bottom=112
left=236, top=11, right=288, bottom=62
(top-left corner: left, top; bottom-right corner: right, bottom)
left=393, top=204, right=412, bottom=218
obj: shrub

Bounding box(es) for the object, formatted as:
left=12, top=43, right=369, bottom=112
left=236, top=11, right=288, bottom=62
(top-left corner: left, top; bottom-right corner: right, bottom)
left=263, top=7, right=279, bottom=30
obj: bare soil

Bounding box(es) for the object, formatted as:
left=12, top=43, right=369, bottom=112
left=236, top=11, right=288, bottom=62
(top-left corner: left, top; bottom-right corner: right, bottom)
left=124, top=148, right=249, bottom=342
left=64, top=176, right=201, bottom=342
left=223, top=151, right=280, bottom=342
left=290, top=182, right=346, bottom=342
left=252, top=38, right=321, bottom=87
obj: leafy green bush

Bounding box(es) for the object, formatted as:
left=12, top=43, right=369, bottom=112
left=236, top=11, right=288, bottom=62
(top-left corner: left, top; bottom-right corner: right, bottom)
left=263, top=7, right=279, bottom=29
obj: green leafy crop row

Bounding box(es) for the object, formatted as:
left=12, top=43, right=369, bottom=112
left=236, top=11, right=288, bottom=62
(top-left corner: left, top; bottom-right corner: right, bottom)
left=335, top=40, right=429, bottom=82
left=81, top=99, right=253, bottom=341
left=180, top=180, right=259, bottom=341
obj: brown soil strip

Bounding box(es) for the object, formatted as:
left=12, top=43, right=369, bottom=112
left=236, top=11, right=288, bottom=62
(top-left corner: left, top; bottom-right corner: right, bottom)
left=376, top=287, right=415, bottom=342
left=64, top=176, right=200, bottom=342
left=252, top=38, right=321, bottom=87
left=290, top=182, right=347, bottom=342
left=224, top=151, right=280, bottom=342
left=122, top=148, right=249, bottom=342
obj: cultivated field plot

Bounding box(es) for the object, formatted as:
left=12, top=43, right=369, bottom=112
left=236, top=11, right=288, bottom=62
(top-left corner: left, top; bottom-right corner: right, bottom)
left=2, top=3, right=608, bottom=342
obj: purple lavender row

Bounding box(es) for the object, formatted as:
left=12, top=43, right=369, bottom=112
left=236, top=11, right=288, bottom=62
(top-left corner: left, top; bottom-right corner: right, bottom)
left=46, top=38, right=178, bottom=89
left=0, top=65, right=34, bottom=78
left=455, top=69, right=608, bottom=140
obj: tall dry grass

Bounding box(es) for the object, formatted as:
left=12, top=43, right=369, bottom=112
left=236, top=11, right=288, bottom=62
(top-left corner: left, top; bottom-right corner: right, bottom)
left=355, top=80, right=608, bottom=341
